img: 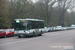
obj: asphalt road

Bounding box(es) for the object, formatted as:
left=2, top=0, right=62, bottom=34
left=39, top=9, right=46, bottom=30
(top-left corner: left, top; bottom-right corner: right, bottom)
left=0, top=30, right=75, bottom=50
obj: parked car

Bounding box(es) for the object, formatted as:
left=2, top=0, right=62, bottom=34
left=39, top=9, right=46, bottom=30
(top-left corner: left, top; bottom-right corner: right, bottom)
left=47, top=27, right=51, bottom=32
left=44, top=27, right=48, bottom=32
left=61, top=27, right=67, bottom=31
left=56, top=26, right=62, bottom=31
left=52, top=27, right=57, bottom=31
left=5, top=29, right=14, bottom=37
left=47, top=27, right=53, bottom=32
left=0, top=29, right=6, bottom=38
left=44, top=27, right=53, bottom=32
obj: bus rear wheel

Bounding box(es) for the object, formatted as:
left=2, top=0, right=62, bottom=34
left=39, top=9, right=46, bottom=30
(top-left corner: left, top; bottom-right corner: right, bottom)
left=38, top=31, right=42, bottom=36
left=38, top=34, right=42, bottom=36
left=32, top=32, right=35, bottom=37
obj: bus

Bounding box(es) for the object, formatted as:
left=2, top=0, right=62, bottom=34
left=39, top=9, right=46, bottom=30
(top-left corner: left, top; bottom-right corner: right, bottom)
left=13, top=19, right=45, bottom=38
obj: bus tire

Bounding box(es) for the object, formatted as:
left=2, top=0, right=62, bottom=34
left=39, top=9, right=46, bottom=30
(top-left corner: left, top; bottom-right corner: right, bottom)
left=38, top=31, right=42, bottom=36
left=41, top=31, right=43, bottom=33
left=18, top=36, right=21, bottom=38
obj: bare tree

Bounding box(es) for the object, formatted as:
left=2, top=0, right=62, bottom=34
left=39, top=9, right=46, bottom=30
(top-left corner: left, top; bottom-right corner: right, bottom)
left=37, top=0, right=56, bottom=27
left=57, top=0, right=75, bottom=26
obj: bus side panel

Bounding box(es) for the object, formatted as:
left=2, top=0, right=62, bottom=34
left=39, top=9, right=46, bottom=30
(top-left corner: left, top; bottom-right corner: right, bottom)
left=29, top=29, right=35, bottom=35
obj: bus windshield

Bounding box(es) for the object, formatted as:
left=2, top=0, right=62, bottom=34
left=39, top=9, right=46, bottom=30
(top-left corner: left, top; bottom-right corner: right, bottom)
left=14, top=20, right=28, bottom=30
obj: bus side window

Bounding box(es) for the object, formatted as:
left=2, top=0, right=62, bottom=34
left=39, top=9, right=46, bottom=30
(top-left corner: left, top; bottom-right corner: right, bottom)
left=30, top=25, right=32, bottom=29
left=29, top=22, right=31, bottom=29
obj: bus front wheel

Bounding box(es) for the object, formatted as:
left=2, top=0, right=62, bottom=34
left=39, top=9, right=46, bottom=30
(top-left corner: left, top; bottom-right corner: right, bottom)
left=18, top=36, right=21, bottom=38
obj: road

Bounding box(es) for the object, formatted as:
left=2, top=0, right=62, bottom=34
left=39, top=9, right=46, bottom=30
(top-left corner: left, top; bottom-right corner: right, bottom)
left=0, top=30, right=75, bottom=50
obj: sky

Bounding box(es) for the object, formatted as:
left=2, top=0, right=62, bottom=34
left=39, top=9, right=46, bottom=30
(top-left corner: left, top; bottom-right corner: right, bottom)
left=32, top=0, right=38, bottom=3
left=32, top=0, right=35, bottom=2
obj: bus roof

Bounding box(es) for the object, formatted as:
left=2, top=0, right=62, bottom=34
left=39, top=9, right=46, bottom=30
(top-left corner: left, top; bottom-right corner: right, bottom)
left=15, top=19, right=44, bottom=21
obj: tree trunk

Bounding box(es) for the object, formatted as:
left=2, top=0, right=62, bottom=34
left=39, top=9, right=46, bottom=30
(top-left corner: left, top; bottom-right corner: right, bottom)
left=61, top=11, right=65, bottom=27
left=46, top=0, right=49, bottom=27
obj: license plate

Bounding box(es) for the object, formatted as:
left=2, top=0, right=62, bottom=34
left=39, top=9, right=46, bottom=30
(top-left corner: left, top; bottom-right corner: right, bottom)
left=20, top=34, right=23, bottom=36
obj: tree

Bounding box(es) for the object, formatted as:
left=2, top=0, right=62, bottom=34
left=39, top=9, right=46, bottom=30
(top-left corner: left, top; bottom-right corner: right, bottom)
left=57, top=0, right=75, bottom=26
left=0, top=0, right=8, bottom=28
left=7, top=0, right=33, bottom=28
left=35, top=0, right=56, bottom=27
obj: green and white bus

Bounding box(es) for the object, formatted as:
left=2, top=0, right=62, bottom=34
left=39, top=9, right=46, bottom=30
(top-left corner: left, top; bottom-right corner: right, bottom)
left=13, top=19, right=45, bottom=38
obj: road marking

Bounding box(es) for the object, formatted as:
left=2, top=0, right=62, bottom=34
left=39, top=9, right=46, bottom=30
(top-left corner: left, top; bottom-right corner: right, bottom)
left=0, top=38, right=35, bottom=47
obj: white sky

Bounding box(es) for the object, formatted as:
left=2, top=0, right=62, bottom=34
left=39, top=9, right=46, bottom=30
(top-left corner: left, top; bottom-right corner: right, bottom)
left=32, top=0, right=38, bottom=3
left=32, top=0, right=35, bottom=2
